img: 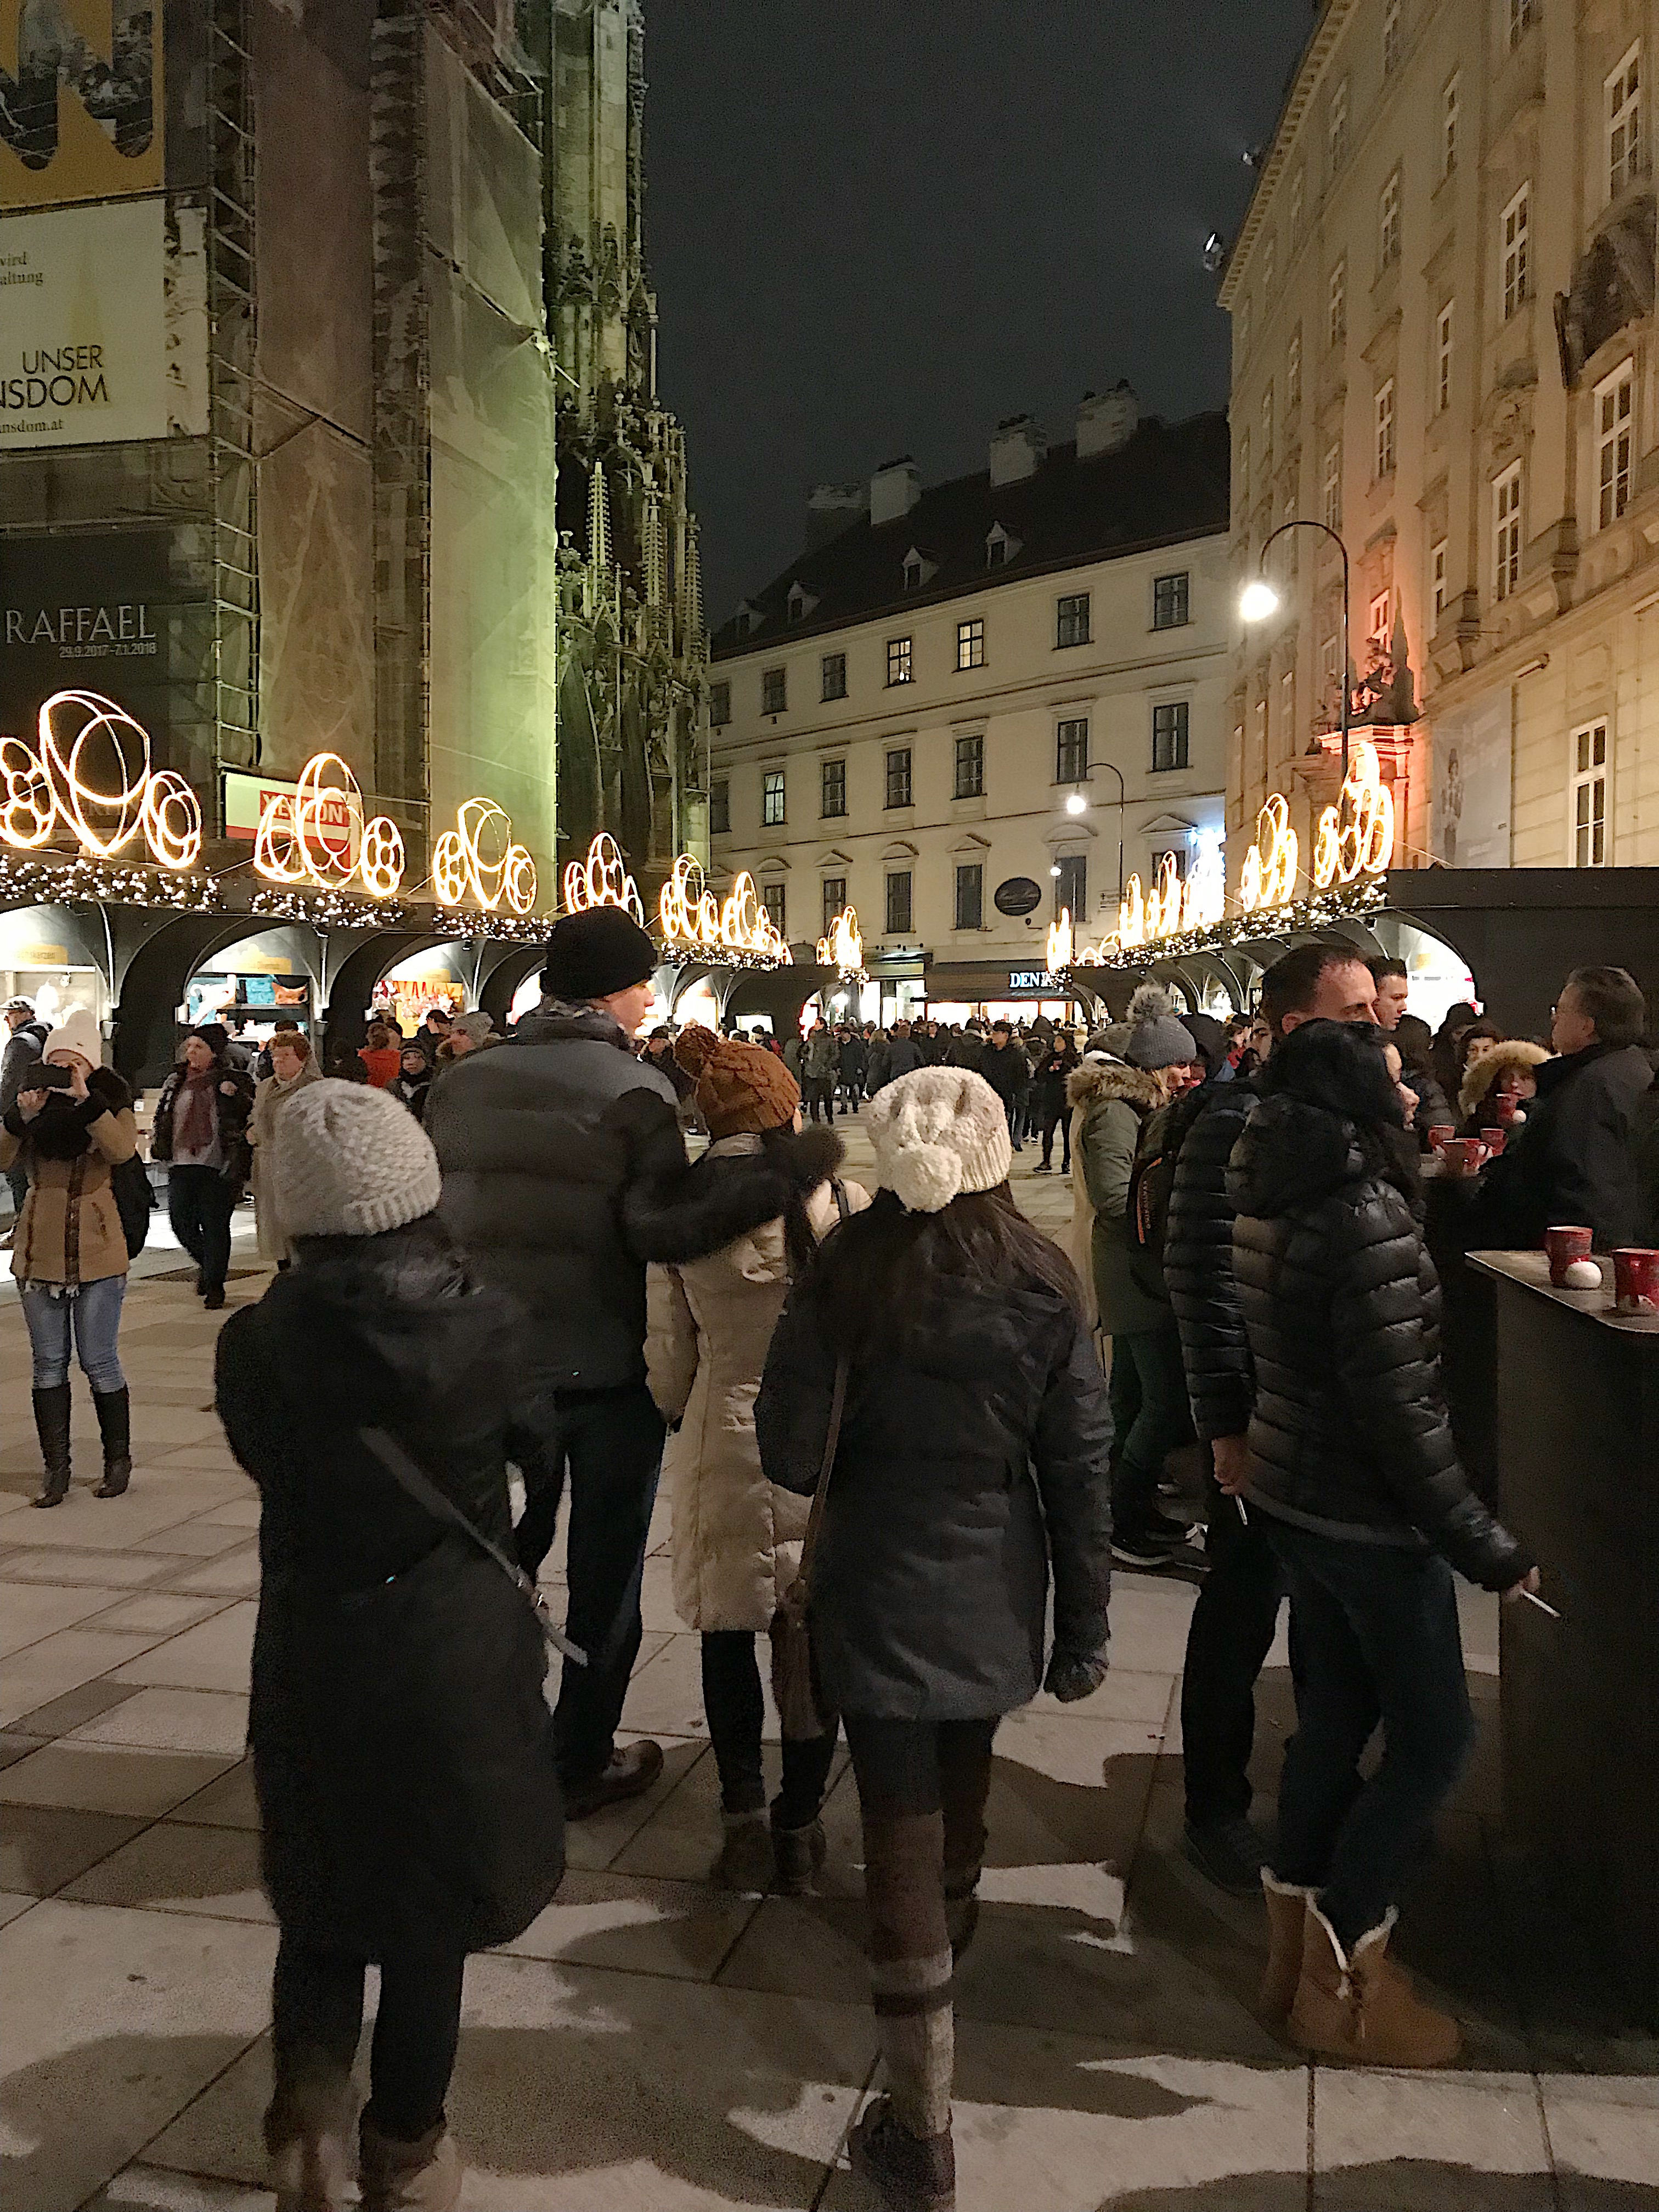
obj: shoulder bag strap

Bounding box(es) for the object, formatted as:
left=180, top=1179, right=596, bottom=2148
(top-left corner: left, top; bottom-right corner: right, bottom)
left=794, top=1353, right=849, bottom=1595
left=832, top=1177, right=851, bottom=1223
left=359, top=1426, right=587, bottom=1666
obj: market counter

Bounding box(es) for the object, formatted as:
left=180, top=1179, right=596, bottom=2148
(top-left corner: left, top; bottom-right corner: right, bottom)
left=1468, top=1251, right=1659, bottom=2029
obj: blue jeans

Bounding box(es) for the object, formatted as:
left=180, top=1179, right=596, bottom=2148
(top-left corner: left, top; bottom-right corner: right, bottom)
left=20, top=1277, right=127, bottom=1392
left=1263, top=1516, right=1474, bottom=1951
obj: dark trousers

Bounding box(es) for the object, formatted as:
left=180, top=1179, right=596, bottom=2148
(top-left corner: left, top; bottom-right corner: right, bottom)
left=1039, top=1101, right=1071, bottom=1172
left=271, top=1930, right=466, bottom=2143
left=803, top=1076, right=836, bottom=1122
left=1180, top=1472, right=1288, bottom=1825
left=1112, top=1322, right=1192, bottom=1524
left=513, top=1381, right=664, bottom=1790
left=700, top=1629, right=837, bottom=1828
left=166, top=1164, right=236, bottom=1294
left=1263, top=1516, right=1474, bottom=1952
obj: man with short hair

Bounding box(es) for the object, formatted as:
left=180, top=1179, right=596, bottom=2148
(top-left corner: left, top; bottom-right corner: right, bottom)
left=980, top=1020, right=1030, bottom=1149
left=426, top=906, right=694, bottom=1819
left=416, top=1005, right=453, bottom=1067
left=884, top=1018, right=923, bottom=1082
left=803, top=1018, right=839, bottom=1124
left=1368, top=957, right=1454, bottom=1138
left=2, top=997, right=50, bottom=1231
left=1455, top=964, right=1654, bottom=1250
left=1164, top=944, right=1379, bottom=1895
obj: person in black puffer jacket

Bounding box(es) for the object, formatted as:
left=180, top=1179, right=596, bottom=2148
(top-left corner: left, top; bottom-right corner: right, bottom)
left=215, top=1081, right=565, bottom=2212
left=1228, top=1020, right=1536, bottom=2072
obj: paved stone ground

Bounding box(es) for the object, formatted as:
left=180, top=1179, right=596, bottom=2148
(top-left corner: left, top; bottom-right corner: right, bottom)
left=1, top=1118, right=1655, bottom=2210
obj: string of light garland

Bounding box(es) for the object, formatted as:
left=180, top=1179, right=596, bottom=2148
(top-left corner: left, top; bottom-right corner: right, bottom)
left=0, top=849, right=221, bottom=912
left=1, top=692, right=204, bottom=870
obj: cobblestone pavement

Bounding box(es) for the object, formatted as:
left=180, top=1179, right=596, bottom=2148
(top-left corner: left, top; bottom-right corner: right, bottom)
left=1, top=1116, right=1655, bottom=2209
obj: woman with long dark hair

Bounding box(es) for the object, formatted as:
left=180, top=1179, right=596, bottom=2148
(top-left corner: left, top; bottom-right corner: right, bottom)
left=1228, top=1020, right=1538, bottom=2068
left=641, top=1027, right=870, bottom=1893
left=757, top=1069, right=1112, bottom=2212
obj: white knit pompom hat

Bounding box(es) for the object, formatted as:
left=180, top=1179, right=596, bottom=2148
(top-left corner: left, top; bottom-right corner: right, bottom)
left=270, top=1078, right=442, bottom=1240
left=867, top=1067, right=1013, bottom=1214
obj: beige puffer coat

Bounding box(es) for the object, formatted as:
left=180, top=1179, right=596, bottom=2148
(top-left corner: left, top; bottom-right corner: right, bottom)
left=645, top=1132, right=870, bottom=1633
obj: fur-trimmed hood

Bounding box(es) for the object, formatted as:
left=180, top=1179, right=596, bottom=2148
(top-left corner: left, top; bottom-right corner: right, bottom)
left=631, top=1124, right=845, bottom=1266
left=1066, top=1058, right=1164, bottom=1114
left=1458, top=1039, right=1551, bottom=1122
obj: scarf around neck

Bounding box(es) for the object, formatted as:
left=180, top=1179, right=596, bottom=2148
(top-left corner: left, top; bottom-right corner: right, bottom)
left=175, top=1065, right=219, bottom=1155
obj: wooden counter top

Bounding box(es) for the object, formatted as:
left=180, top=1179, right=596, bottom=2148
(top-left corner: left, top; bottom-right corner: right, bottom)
left=1467, top=1250, right=1659, bottom=1337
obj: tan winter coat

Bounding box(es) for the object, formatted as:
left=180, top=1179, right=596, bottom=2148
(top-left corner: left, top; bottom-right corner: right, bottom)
left=2, top=1095, right=137, bottom=1288
left=645, top=1135, right=870, bottom=1633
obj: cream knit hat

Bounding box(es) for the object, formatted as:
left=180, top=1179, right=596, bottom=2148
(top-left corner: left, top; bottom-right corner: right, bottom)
left=270, top=1078, right=442, bottom=1240
left=867, top=1067, right=1013, bottom=1214
left=43, top=1011, right=103, bottom=1068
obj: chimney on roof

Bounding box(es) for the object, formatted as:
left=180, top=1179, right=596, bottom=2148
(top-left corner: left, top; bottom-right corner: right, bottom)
left=869, top=456, right=921, bottom=527
left=1076, top=381, right=1139, bottom=459
left=989, top=413, right=1045, bottom=485
left=805, top=482, right=869, bottom=551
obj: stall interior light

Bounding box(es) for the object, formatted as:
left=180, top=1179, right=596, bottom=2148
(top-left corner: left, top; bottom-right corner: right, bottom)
left=1239, top=578, right=1282, bottom=623
left=658, top=852, right=792, bottom=963
left=2, top=691, right=203, bottom=871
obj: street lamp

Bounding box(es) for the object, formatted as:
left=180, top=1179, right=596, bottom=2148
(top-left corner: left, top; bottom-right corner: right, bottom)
left=1064, top=791, right=1088, bottom=816
left=1241, top=518, right=1351, bottom=780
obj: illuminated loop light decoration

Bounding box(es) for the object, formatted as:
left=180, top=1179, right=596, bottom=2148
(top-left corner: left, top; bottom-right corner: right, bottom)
left=716, top=870, right=791, bottom=962
left=563, top=832, right=645, bottom=926
left=254, top=752, right=405, bottom=899
left=1238, top=793, right=1300, bottom=915
left=432, top=796, right=537, bottom=916
left=816, top=905, right=865, bottom=975
left=1311, top=740, right=1395, bottom=890
left=1046, top=910, right=1074, bottom=973
left=658, top=853, right=724, bottom=948
left=0, top=691, right=203, bottom=870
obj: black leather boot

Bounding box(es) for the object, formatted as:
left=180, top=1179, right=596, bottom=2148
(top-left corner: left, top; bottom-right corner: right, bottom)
left=93, top=1386, right=132, bottom=1498
left=31, top=1384, right=72, bottom=1508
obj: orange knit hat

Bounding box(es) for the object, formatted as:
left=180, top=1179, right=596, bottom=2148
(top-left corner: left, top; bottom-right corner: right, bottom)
left=673, top=1025, right=800, bottom=1138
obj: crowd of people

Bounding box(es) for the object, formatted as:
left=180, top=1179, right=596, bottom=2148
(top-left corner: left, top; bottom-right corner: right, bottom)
left=2, top=934, right=1653, bottom=2212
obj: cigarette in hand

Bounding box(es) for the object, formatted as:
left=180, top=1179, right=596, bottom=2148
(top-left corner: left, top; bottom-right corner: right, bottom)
left=1519, top=1587, right=1561, bottom=1621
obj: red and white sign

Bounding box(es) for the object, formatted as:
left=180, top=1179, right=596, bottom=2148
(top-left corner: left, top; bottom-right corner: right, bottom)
left=223, top=768, right=354, bottom=856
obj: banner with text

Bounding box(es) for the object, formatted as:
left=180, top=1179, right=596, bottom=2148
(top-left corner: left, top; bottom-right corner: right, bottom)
left=0, top=198, right=170, bottom=449
left=0, top=529, right=173, bottom=747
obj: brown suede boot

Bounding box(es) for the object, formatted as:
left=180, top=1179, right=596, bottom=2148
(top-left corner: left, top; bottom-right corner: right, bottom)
left=1259, top=1872, right=1314, bottom=2032
left=358, top=2115, right=462, bottom=2211
left=263, top=2070, right=357, bottom=2212
left=1288, top=1903, right=1461, bottom=2067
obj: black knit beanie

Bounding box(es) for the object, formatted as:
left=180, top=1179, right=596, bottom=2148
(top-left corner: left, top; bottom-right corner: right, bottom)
left=541, top=907, right=659, bottom=1000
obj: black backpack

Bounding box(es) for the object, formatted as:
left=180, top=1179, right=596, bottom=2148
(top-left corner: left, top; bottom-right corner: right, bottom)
left=111, top=1154, right=154, bottom=1259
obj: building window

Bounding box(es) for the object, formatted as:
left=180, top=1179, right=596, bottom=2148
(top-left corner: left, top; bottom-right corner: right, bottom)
left=822, top=876, right=846, bottom=935
left=1502, top=184, right=1530, bottom=320
left=1443, top=74, right=1459, bottom=177
left=1321, top=635, right=1341, bottom=718
left=1289, top=165, right=1304, bottom=241
left=1238, top=292, right=1252, bottom=362
left=1379, top=168, right=1401, bottom=269
left=954, top=862, right=984, bottom=931
left=886, top=636, right=912, bottom=685
left=953, top=731, right=984, bottom=799
left=1152, top=701, right=1190, bottom=774
left=1493, top=464, right=1523, bottom=600
left=1153, top=571, right=1190, bottom=629
left=885, top=746, right=912, bottom=808
left=1607, top=44, right=1641, bottom=202
left=1260, top=382, right=1274, bottom=464
left=1286, top=326, right=1302, bottom=411
left=1368, top=591, right=1391, bottom=657
left=1323, top=438, right=1342, bottom=534
left=885, top=870, right=912, bottom=934
left=762, top=769, right=786, bottom=827
left=986, top=529, right=1009, bottom=568
left=1056, top=591, right=1091, bottom=648
left=1236, top=432, right=1250, bottom=516
left=761, top=667, right=787, bottom=715
left=1596, top=362, right=1634, bottom=528
left=1328, top=75, right=1349, bottom=173
left=1375, top=380, right=1396, bottom=479
left=956, top=617, right=985, bottom=672
left=1262, top=232, right=1276, bottom=300
left=1055, top=716, right=1089, bottom=783
left=1253, top=695, right=1268, bottom=776
left=821, top=757, right=847, bottom=818
left=1431, top=539, right=1449, bottom=625
left=1383, top=0, right=1402, bottom=75
left=1054, top=853, right=1087, bottom=922
left=1436, top=301, right=1454, bottom=413
left=902, top=552, right=924, bottom=591
left=1279, top=668, right=1295, bottom=747
left=821, top=651, right=847, bottom=702
left=1328, top=258, right=1346, bottom=349
left=761, top=882, right=786, bottom=936
left=1509, top=0, right=1536, bottom=53
left=710, top=777, right=730, bottom=836
left=709, top=680, right=731, bottom=728
left=1572, top=721, right=1609, bottom=865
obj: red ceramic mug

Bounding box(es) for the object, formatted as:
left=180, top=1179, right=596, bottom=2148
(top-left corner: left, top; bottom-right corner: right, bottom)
left=1612, top=1248, right=1659, bottom=1316
left=1481, top=1126, right=1507, bottom=1156
left=1441, top=1137, right=1486, bottom=1174
left=1426, top=1126, right=1455, bottom=1153
left=1493, top=1088, right=1519, bottom=1123
left=1544, top=1225, right=1594, bottom=1286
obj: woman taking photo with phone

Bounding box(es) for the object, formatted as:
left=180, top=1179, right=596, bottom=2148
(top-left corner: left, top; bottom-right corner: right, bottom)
left=0, top=1012, right=139, bottom=1508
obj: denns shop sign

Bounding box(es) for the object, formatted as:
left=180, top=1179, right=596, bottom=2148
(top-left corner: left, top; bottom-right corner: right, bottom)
left=1007, top=970, right=1066, bottom=993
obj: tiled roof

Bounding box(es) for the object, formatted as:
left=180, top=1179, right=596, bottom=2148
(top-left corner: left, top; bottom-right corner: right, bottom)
left=711, top=410, right=1229, bottom=659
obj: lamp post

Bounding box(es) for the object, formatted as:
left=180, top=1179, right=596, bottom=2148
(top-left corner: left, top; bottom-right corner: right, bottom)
left=1240, top=518, right=1351, bottom=782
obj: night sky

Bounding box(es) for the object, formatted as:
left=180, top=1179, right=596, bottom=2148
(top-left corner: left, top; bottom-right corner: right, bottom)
left=645, top=0, right=1316, bottom=622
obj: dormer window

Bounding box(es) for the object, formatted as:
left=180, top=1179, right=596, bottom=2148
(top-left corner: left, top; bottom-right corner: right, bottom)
left=787, top=581, right=819, bottom=623
left=985, top=522, right=1022, bottom=570
left=901, top=546, right=938, bottom=592
left=732, top=600, right=760, bottom=641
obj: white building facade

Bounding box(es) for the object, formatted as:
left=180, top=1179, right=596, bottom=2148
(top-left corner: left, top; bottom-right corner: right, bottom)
left=708, top=397, right=1231, bottom=1022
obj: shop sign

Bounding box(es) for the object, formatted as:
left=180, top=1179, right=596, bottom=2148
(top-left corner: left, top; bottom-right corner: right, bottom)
left=1, top=0, right=164, bottom=209
left=0, top=200, right=176, bottom=449
left=1007, top=969, right=1067, bottom=993
left=225, top=769, right=350, bottom=855
left=993, top=874, right=1043, bottom=917
left=0, top=530, right=171, bottom=740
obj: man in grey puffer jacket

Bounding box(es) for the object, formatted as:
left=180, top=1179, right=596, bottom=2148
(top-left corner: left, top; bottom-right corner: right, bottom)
left=426, top=907, right=687, bottom=1819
